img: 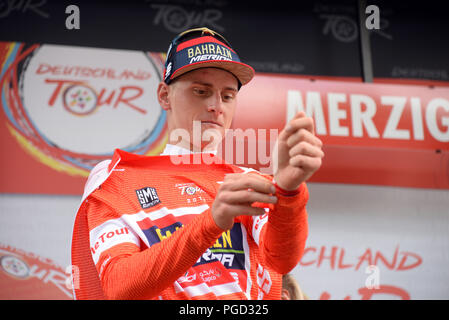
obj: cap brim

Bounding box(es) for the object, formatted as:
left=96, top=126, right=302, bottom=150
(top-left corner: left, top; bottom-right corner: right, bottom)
left=170, top=60, right=255, bottom=86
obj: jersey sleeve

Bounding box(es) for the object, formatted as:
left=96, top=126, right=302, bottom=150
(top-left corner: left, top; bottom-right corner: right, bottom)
left=258, top=183, right=309, bottom=274
left=242, top=175, right=309, bottom=275
left=85, top=188, right=224, bottom=300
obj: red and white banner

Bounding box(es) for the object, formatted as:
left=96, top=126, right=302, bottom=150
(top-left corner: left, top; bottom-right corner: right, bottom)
left=234, top=74, right=449, bottom=189
left=1, top=42, right=448, bottom=194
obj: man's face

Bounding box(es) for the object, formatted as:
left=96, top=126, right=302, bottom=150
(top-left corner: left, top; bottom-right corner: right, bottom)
left=160, top=67, right=239, bottom=151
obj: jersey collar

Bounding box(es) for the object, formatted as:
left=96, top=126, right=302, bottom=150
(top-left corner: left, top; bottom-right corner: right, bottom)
left=160, top=144, right=218, bottom=156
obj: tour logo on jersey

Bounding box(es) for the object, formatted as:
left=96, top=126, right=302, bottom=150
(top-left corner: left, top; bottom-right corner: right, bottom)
left=135, top=186, right=161, bottom=209
left=175, top=183, right=208, bottom=205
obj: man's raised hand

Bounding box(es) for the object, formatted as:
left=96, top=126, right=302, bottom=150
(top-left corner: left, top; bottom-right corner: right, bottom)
left=273, top=111, right=324, bottom=191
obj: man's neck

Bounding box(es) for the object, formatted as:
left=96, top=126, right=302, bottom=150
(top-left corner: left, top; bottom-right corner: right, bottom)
left=161, top=143, right=218, bottom=155
left=167, top=138, right=218, bottom=153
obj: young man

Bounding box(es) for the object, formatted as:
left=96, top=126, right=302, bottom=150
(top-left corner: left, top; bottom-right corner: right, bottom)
left=71, top=27, right=324, bottom=300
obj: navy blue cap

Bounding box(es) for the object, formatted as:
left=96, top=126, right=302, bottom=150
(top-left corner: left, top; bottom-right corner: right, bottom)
left=163, top=27, right=255, bottom=88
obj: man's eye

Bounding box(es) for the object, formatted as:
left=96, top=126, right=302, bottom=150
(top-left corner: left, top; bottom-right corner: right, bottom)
left=223, top=94, right=235, bottom=101
left=193, top=88, right=207, bottom=95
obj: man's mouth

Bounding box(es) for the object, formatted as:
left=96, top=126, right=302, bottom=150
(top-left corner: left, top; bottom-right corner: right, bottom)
left=201, top=120, right=222, bottom=127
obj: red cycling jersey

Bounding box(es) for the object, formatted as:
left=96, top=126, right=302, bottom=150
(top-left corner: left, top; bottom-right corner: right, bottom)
left=71, top=147, right=309, bottom=300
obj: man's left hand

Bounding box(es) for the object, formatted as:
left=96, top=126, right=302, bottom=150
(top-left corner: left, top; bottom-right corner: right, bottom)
left=273, top=111, right=324, bottom=191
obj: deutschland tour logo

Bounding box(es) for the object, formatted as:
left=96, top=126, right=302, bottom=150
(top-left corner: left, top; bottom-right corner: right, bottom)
left=0, top=42, right=169, bottom=177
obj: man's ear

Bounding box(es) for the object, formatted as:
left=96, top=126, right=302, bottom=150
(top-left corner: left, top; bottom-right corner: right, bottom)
left=157, top=82, right=171, bottom=111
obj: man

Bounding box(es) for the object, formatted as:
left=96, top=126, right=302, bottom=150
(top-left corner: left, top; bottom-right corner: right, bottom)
left=71, top=27, right=324, bottom=300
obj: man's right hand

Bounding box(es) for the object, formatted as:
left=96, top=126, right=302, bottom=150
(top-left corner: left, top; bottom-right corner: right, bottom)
left=211, top=173, right=278, bottom=230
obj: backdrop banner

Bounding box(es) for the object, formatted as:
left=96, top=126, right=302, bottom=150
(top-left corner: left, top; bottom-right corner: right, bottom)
left=1, top=42, right=448, bottom=194
left=0, top=42, right=448, bottom=300
left=1, top=184, right=448, bottom=300
left=290, top=183, right=449, bottom=300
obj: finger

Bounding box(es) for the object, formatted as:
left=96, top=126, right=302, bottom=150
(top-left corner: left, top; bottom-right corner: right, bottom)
left=223, top=173, right=243, bottom=180
left=289, top=141, right=325, bottom=159
left=291, top=111, right=307, bottom=121
left=219, top=190, right=278, bottom=205
left=287, top=128, right=323, bottom=148
left=279, top=116, right=315, bottom=144
left=286, top=111, right=307, bottom=124
left=227, top=204, right=266, bottom=217
left=285, top=116, right=315, bottom=136
left=289, top=154, right=322, bottom=171
left=222, top=174, right=275, bottom=194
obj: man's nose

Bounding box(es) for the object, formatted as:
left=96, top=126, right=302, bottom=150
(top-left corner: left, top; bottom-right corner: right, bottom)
left=206, top=92, right=224, bottom=114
